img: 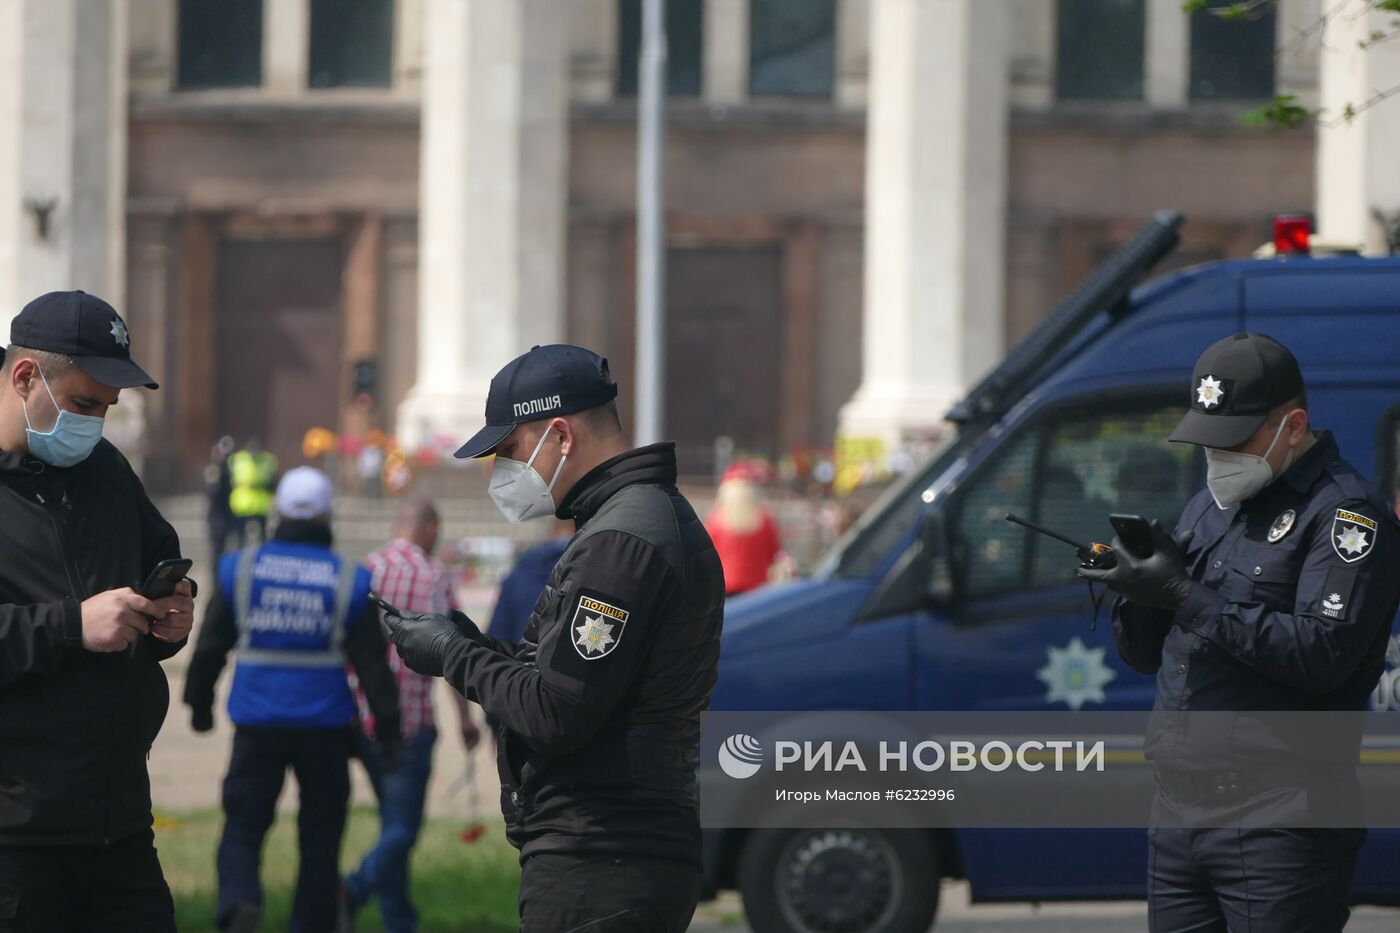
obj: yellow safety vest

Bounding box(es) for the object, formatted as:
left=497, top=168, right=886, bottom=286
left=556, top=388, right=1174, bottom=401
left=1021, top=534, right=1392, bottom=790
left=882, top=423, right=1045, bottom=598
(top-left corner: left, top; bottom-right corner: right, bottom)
left=229, top=450, right=278, bottom=518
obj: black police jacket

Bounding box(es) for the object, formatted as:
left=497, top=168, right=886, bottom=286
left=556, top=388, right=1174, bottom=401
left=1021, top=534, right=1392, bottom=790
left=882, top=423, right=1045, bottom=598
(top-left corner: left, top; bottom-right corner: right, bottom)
left=445, top=443, right=724, bottom=864
left=1113, top=433, right=1400, bottom=771
left=0, top=439, right=185, bottom=845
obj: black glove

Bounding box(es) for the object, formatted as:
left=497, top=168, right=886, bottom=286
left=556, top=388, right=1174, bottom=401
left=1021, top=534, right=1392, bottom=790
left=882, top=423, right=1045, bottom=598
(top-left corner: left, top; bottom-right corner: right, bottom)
left=1078, top=520, right=1195, bottom=610
left=443, top=608, right=486, bottom=641
left=383, top=611, right=470, bottom=677
left=191, top=707, right=214, bottom=734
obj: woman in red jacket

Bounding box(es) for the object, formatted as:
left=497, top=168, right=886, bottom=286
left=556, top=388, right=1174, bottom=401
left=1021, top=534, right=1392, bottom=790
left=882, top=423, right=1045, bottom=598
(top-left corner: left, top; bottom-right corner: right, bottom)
left=705, top=470, right=783, bottom=596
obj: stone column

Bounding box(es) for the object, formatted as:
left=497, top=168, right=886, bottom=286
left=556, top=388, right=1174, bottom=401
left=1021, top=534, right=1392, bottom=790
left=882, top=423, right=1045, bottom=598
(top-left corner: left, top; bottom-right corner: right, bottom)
left=705, top=0, right=749, bottom=104
left=568, top=0, right=617, bottom=102
left=1316, top=1, right=1400, bottom=253
left=127, top=0, right=177, bottom=96
left=396, top=0, right=568, bottom=453
left=263, top=0, right=310, bottom=96
left=1275, top=0, right=1322, bottom=106
left=0, top=0, right=127, bottom=320
left=0, top=0, right=22, bottom=313
left=1007, top=0, right=1053, bottom=110
left=837, top=0, right=1008, bottom=450
left=394, top=0, right=426, bottom=93
left=835, top=0, right=870, bottom=108
left=1145, top=0, right=1189, bottom=108
left=0, top=0, right=138, bottom=453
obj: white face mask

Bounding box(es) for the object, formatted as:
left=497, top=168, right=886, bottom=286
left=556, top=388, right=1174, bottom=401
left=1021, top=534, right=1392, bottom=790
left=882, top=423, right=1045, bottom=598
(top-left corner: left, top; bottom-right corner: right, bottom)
left=1204, top=410, right=1301, bottom=510
left=488, top=430, right=567, bottom=524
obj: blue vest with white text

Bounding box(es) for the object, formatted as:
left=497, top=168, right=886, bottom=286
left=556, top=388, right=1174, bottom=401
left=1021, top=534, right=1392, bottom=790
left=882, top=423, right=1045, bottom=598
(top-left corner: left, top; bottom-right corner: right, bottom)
left=219, top=541, right=371, bottom=728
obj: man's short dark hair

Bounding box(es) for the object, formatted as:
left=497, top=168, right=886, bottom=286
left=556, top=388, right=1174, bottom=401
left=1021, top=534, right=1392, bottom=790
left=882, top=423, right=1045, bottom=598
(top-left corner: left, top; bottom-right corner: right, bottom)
left=1271, top=391, right=1309, bottom=422
left=578, top=398, right=623, bottom=439
left=1, top=345, right=75, bottom=378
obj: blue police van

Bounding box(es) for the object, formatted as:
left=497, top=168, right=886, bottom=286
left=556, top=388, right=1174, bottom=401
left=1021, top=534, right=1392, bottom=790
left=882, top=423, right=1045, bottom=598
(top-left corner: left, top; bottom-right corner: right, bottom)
left=701, top=212, right=1400, bottom=932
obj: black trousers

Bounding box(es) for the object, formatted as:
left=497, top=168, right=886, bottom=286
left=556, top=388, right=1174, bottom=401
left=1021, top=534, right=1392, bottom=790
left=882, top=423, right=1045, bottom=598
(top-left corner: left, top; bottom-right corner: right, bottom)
left=0, top=829, right=175, bottom=933
left=1149, top=826, right=1365, bottom=932
left=216, top=726, right=353, bottom=933
left=517, top=852, right=700, bottom=933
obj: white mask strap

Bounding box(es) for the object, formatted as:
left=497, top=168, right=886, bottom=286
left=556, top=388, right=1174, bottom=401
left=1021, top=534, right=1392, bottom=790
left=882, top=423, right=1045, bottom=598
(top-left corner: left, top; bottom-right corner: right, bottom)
left=21, top=365, right=60, bottom=433
left=524, top=427, right=568, bottom=493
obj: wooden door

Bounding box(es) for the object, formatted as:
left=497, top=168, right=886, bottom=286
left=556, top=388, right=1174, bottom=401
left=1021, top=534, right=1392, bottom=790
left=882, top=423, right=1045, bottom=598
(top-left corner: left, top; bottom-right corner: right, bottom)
left=213, top=239, right=344, bottom=467
left=665, top=246, right=784, bottom=475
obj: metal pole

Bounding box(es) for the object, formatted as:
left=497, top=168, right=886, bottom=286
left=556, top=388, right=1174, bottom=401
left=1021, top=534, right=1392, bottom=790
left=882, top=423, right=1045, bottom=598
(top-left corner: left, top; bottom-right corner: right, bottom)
left=635, top=0, right=667, bottom=445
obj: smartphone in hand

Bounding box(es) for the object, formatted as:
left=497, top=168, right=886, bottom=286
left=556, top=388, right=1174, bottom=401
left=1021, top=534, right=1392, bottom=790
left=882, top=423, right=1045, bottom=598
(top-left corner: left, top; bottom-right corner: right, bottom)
left=368, top=592, right=403, bottom=618
left=1108, top=514, right=1155, bottom=560
left=141, top=558, right=193, bottom=600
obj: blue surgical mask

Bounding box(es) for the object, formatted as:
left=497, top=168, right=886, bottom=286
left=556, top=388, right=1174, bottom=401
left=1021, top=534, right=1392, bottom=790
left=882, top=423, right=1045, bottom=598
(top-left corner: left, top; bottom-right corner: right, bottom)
left=23, top=366, right=104, bottom=468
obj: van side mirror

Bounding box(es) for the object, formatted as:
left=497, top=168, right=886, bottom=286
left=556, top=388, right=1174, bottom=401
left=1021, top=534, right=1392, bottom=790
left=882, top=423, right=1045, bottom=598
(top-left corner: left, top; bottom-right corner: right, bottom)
left=857, top=510, right=956, bottom=622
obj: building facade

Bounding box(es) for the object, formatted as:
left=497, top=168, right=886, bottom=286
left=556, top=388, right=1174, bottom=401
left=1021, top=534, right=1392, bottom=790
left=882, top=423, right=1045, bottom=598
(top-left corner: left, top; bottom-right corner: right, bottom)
left=0, top=0, right=1354, bottom=491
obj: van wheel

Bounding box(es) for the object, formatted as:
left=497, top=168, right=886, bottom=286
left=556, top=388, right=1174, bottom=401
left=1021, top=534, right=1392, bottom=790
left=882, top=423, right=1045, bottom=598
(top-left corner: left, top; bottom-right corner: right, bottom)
left=739, top=828, right=939, bottom=933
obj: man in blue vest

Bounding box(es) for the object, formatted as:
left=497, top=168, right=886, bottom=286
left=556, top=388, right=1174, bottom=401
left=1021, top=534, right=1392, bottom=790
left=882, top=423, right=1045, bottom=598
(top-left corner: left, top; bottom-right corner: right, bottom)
left=184, top=466, right=401, bottom=933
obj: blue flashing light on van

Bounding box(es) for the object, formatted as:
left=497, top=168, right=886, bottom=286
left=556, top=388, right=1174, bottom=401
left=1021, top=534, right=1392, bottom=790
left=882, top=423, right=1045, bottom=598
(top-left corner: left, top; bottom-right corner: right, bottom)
left=700, top=212, right=1400, bottom=932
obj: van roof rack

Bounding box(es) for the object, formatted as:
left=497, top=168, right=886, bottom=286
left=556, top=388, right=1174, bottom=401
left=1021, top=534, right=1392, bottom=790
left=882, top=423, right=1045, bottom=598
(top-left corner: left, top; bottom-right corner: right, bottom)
left=946, top=209, right=1184, bottom=428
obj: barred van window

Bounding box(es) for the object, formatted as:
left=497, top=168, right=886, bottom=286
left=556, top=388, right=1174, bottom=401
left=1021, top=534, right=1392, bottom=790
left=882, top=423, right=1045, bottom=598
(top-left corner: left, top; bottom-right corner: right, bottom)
left=958, top=432, right=1039, bottom=598
left=952, top=403, right=1200, bottom=600
left=1029, top=408, right=1197, bottom=590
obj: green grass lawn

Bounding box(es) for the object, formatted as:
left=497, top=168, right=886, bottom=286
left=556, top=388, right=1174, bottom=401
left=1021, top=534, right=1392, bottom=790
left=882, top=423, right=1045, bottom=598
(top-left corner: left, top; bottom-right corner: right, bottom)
left=155, top=807, right=521, bottom=932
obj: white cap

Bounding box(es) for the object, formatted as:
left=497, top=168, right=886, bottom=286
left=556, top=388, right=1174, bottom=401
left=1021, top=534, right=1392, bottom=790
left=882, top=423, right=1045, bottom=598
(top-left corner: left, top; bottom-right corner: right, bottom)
left=276, top=466, right=334, bottom=520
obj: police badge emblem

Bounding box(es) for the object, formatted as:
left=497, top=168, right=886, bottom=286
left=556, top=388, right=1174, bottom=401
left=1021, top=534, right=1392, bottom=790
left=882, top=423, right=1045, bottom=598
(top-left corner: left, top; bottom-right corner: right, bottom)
left=1196, top=375, right=1225, bottom=410
left=570, top=592, right=629, bottom=660
left=1267, top=509, right=1296, bottom=543
left=1331, top=508, right=1378, bottom=563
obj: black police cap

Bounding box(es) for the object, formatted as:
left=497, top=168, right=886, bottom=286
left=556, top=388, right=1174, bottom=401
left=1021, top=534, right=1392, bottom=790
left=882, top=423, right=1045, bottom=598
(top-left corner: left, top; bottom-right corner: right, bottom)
left=1168, top=333, right=1303, bottom=448
left=454, top=344, right=619, bottom=459
left=8, top=291, right=158, bottom=389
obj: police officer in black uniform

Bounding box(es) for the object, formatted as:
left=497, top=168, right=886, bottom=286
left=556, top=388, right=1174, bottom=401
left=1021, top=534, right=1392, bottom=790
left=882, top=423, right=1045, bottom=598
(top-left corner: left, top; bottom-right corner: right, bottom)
left=384, top=345, right=725, bottom=932
left=1082, top=333, right=1400, bottom=932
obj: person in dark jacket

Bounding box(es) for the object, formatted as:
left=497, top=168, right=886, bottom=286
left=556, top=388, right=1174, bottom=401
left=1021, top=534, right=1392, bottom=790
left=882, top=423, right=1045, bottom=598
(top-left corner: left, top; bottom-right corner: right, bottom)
left=205, top=434, right=235, bottom=560
left=385, top=345, right=725, bottom=933
left=1082, top=334, right=1400, bottom=933
left=0, top=291, right=195, bottom=933
left=184, top=467, right=401, bottom=933
left=487, top=524, right=571, bottom=648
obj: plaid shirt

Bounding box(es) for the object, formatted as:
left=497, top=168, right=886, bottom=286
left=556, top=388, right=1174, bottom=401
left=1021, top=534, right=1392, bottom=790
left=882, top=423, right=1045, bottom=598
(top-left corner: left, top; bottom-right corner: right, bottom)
left=354, top=537, right=457, bottom=740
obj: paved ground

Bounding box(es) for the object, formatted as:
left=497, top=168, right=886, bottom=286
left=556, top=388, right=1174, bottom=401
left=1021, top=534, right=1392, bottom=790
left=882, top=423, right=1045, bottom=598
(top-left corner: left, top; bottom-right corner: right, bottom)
left=688, top=885, right=1400, bottom=931
left=153, top=667, right=499, bottom=820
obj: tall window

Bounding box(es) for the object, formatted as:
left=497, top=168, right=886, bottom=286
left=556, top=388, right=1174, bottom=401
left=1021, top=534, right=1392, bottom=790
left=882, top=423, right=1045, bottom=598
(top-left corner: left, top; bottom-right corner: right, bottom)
left=617, top=0, right=704, bottom=97
left=749, top=0, right=835, bottom=98
left=1190, top=6, right=1275, bottom=100
left=310, top=0, right=394, bottom=88
left=177, top=0, right=262, bottom=89
left=1055, top=0, right=1145, bottom=101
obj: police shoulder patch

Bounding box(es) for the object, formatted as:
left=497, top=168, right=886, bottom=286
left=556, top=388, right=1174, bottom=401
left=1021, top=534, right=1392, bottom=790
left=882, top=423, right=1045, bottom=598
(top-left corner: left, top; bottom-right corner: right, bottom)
left=569, top=590, right=630, bottom=660
left=1331, top=508, right=1378, bottom=564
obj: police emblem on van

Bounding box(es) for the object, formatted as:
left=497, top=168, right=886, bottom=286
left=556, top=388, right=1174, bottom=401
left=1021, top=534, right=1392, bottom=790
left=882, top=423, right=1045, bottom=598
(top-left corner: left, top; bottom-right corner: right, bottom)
left=571, top=592, right=629, bottom=660
left=1332, top=509, right=1377, bottom=563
